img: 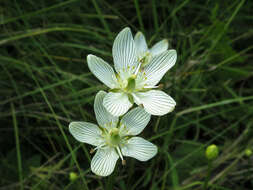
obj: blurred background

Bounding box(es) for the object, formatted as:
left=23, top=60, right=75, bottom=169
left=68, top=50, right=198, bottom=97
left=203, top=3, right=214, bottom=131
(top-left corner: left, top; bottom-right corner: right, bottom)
left=0, top=0, right=253, bottom=189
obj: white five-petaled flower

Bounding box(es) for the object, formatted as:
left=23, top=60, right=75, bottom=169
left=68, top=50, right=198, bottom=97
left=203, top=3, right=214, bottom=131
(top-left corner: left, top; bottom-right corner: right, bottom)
left=134, top=31, right=169, bottom=67
left=87, top=27, right=177, bottom=117
left=69, top=91, right=157, bottom=177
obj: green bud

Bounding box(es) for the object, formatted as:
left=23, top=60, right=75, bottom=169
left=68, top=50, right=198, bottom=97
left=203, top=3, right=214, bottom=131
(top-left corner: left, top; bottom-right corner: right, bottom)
left=69, top=172, right=78, bottom=181
left=244, top=149, right=252, bottom=157
left=205, top=144, right=219, bottom=160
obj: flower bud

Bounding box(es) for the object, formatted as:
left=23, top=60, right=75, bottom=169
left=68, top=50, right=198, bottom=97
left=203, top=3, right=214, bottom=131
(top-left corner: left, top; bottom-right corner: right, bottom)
left=244, top=149, right=252, bottom=157
left=69, top=172, right=78, bottom=181
left=205, top=144, right=219, bottom=160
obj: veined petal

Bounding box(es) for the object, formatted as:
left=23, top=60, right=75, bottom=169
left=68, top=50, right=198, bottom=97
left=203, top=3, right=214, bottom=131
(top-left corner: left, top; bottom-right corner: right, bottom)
left=91, top=147, right=119, bottom=176
left=94, top=91, right=119, bottom=130
left=103, top=92, right=133, bottom=117
left=69, top=122, right=103, bottom=146
left=150, top=39, right=169, bottom=56
left=112, top=27, right=138, bottom=79
left=87, top=54, right=119, bottom=89
left=120, top=107, right=151, bottom=136
left=133, top=90, right=176, bottom=116
left=143, top=50, right=177, bottom=86
left=134, top=31, right=148, bottom=57
left=121, top=137, right=157, bottom=161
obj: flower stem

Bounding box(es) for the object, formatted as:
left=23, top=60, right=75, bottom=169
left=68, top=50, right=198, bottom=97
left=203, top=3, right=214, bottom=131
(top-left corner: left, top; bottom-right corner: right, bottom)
left=203, top=160, right=212, bottom=190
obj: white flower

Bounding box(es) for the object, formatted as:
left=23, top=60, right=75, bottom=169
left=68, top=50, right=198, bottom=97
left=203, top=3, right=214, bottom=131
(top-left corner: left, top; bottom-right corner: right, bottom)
left=69, top=91, right=157, bottom=177
left=134, top=31, right=169, bottom=67
left=87, top=27, right=177, bottom=116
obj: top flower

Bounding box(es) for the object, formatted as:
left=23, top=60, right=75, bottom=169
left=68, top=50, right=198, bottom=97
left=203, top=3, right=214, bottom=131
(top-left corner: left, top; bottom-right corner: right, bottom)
left=87, top=27, right=177, bottom=116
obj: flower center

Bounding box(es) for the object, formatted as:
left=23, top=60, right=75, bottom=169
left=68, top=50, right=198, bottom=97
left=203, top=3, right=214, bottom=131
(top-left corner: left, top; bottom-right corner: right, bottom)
left=125, top=75, right=136, bottom=92
left=109, top=52, right=154, bottom=95
left=107, top=128, right=121, bottom=147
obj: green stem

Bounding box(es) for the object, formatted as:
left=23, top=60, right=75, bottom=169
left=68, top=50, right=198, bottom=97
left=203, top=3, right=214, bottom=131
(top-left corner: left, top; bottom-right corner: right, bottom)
left=203, top=160, right=212, bottom=190
left=106, top=169, right=116, bottom=190
left=133, top=0, right=144, bottom=31
left=12, top=103, right=23, bottom=190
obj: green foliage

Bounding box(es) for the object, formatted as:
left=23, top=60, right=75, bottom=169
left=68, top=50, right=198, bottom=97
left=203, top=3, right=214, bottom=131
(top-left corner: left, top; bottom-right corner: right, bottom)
left=0, top=0, right=253, bottom=189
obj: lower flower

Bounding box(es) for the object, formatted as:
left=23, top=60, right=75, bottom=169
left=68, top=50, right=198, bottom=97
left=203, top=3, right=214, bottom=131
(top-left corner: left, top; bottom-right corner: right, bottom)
left=69, top=90, right=157, bottom=176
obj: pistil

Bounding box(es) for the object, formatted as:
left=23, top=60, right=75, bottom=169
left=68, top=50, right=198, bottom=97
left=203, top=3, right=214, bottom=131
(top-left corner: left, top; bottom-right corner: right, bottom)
left=109, top=128, right=121, bottom=146
left=125, top=75, right=136, bottom=92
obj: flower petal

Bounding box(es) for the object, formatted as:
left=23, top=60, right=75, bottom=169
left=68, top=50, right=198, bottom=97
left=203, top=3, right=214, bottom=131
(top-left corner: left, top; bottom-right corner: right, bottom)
left=120, top=107, right=151, bottom=136
left=87, top=54, right=119, bottom=89
left=121, top=137, right=157, bottom=161
left=69, top=122, right=103, bottom=146
left=91, top=147, right=119, bottom=176
left=103, top=92, right=133, bottom=117
left=134, top=31, right=148, bottom=57
left=133, top=90, right=176, bottom=116
left=143, top=50, right=177, bottom=86
left=112, top=27, right=138, bottom=79
left=94, top=91, right=119, bottom=129
left=150, top=39, right=169, bottom=56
